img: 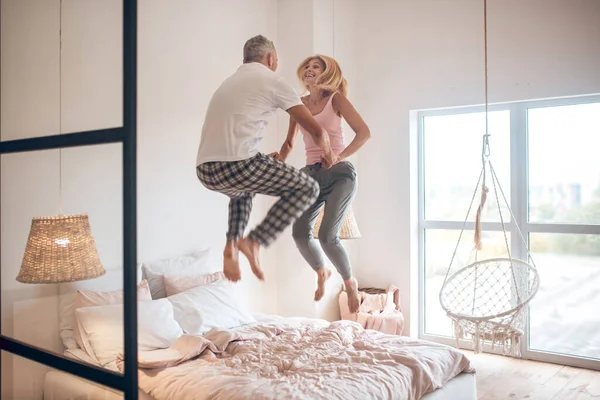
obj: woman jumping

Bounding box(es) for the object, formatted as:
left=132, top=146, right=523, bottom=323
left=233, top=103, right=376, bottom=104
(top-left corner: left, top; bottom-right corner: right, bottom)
left=272, top=54, right=371, bottom=313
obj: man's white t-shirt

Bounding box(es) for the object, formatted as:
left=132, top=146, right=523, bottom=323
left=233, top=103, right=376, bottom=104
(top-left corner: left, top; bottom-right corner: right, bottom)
left=196, top=62, right=303, bottom=166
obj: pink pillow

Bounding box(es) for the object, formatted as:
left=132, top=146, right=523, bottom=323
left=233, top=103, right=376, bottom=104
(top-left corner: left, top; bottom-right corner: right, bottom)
left=73, top=280, right=152, bottom=350
left=164, top=271, right=224, bottom=297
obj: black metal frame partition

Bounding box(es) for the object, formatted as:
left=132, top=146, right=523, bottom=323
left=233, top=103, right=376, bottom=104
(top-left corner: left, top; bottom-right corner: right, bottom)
left=0, top=0, right=138, bottom=398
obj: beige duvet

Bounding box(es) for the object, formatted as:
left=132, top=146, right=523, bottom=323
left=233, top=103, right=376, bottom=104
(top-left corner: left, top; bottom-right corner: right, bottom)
left=117, top=319, right=474, bottom=400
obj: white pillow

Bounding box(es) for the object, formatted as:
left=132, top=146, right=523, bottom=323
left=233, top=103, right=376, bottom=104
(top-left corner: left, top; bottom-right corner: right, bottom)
left=73, top=280, right=153, bottom=350
left=75, top=298, right=183, bottom=366
left=164, top=271, right=224, bottom=297
left=141, top=249, right=216, bottom=299
left=167, top=280, right=256, bottom=335
left=59, top=268, right=143, bottom=349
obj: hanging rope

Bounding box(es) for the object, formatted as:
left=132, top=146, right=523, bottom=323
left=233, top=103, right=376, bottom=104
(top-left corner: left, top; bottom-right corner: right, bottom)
left=442, top=165, right=485, bottom=286
left=473, top=183, right=488, bottom=250
left=473, top=0, right=490, bottom=251
left=483, top=0, right=489, bottom=146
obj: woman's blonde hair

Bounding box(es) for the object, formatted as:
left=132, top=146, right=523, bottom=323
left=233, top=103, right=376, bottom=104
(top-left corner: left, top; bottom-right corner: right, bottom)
left=296, top=54, right=348, bottom=97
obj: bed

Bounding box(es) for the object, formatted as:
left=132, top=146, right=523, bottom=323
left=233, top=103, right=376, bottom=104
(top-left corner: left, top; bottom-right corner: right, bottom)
left=43, top=315, right=477, bottom=399
left=37, top=249, right=476, bottom=400
left=43, top=315, right=477, bottom=400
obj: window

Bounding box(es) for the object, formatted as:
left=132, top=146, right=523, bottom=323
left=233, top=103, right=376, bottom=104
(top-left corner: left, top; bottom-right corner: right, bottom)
left=418, top=96, right=600, bottom=369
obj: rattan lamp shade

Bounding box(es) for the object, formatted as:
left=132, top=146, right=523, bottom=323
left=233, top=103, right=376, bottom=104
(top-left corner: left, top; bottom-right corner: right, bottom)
left=16, top=214, right=106, bottom=284
left=313, top=206, right=361, bottom=239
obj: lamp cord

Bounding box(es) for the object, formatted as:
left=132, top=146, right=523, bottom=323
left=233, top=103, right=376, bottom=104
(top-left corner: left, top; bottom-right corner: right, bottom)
left=59, top=0, right=63, bottom=215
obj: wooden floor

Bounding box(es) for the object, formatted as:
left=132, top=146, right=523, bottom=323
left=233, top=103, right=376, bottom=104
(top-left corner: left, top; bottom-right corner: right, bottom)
left=462, top=350, right=600, bottom=399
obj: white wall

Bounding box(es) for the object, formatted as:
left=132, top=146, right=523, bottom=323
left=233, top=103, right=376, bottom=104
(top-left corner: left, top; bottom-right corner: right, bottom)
left=1, top=0, right=279, bottom=398
left=352, top=0, right=600, bottom=336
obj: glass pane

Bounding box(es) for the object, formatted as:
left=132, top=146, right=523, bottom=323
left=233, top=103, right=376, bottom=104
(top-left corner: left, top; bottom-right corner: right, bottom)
left=528, top=102, right=600, bottom=225
left=529, top=233, right=600, bottom=359
left=424, top=229, right=511, bottom=337
left=1, top=145, right=125, bottom=374
left=2, top=351, right=123, bottom=400
left=423, top=110, right=511, bottom=222
left=1, top=0, right=122, bottom=142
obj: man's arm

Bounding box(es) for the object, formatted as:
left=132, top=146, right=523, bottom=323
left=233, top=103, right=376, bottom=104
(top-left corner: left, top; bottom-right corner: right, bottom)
left=276, top=115, right=299, bottom=162
left=286, top=105, right=333, bottom=156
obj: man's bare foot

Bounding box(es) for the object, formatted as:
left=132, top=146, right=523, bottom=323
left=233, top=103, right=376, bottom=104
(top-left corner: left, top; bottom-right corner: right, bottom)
left=314, top=268, right=332, bottom=301
left=223, top=244, right=241, bottom=282
left=238, top=237, right=264, bottom=281
left=344, top=277, right=360, bottom=314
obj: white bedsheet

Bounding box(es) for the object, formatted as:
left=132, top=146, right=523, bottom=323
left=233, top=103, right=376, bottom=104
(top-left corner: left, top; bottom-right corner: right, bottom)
left=254, top=314, right=478, bottom=400
left=44, top=314, right=476, bottom=400
left=117, top=317, right=474, bottom=400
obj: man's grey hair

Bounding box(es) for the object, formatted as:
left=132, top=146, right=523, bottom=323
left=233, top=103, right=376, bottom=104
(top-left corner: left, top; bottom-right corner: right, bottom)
left=243, top=35, right=276, bottom=63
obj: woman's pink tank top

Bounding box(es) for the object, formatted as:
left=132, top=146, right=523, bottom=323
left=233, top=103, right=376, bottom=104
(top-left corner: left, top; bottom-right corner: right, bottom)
left=298, top=93, right=345, bottom=165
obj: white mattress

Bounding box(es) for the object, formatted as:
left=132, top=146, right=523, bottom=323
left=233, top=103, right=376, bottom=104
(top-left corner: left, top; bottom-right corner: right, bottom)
left=422, top=372, right=477, bottom=399
left=44, top=369, right=155, bottom=400
left=42, top=348, right=156, bottom=399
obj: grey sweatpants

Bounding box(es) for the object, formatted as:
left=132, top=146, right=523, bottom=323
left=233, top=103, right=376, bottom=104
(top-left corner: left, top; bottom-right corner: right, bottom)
left=292, top=161, right=357, bottom=280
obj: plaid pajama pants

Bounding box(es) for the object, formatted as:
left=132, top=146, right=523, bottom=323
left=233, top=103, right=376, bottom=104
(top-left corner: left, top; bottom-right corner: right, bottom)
left=196, top=153, right=320, bottom=247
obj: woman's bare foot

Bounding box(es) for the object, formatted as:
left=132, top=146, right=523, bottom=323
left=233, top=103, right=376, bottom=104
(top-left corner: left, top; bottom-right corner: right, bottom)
left=344, top=277, right=360, bottom=314
left=314, top=268, right=332, bottom=301
left=238, top=236, right=264, bottom=281
left=223, top=242, right=241, bottom=282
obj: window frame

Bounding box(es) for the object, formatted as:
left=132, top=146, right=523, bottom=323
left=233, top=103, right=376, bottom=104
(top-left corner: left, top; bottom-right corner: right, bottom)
left=417, top=94, right=600, bottom=371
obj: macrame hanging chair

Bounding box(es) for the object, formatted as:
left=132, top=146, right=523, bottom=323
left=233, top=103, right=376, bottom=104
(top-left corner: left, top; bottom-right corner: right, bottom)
left=438, top=0, right=540, bottom=358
